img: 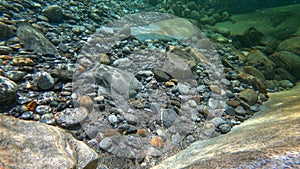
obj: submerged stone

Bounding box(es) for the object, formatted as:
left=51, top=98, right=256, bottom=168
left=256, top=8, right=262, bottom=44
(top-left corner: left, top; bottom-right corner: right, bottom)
left=0, top=76, right=17, bottom=102
left=17, top=24, right=58, bottom=55
left=0, top=115, right=99, bottom=169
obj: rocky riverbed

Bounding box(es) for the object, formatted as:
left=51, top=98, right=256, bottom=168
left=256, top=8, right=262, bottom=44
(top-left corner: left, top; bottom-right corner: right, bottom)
left=0, top=0, right=299, bottom=168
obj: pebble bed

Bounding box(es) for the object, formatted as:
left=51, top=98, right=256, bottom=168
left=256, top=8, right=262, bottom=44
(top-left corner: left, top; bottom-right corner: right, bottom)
left=1, top=0, right=295, bottom=168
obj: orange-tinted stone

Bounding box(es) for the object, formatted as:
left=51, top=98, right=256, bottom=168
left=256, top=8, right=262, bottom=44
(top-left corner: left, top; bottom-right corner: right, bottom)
left=150, top=136, right=164, bottom=148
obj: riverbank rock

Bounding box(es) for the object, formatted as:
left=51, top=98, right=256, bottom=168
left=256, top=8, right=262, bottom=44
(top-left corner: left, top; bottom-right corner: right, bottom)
left=0, top=115, right=99, bottom=169
left=153, top=84, right=300, bottom=169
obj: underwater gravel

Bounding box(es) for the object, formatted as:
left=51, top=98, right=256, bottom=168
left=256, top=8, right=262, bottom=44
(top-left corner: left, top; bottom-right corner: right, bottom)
left=0, top=0, right=291, bottom=168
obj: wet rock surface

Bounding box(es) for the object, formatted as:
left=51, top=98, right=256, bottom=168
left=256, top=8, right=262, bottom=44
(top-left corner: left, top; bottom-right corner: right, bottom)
left=153, top=84, right=300, bottom=169
left=0, top=75, right=17, bottom=102
left=0, top=115, right=99, bottom=169
left=17, top=24, right=58, bottom=56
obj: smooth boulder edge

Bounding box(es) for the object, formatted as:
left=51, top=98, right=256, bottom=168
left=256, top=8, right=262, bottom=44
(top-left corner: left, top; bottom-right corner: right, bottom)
left=0, top=115, right=99, bottom=169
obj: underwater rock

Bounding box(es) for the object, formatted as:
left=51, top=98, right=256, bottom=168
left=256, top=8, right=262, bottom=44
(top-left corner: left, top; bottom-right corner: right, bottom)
left=153, top=84, right=300, bottom=169
left=0, top=115, right=99, bottom=169
left=275, top=68, right=297, bottom=84
left=55, top=107, right=89, bottom=128
left=278, top=80, right=294, bottom=89
left=131, top=17, right=199, bottom=40
left=0, top=46, right=13, bottom=55
left=270, top=51, right=300, bottom=69
left=94, top=64, right=143, bottom=100
left=232, top=27, right=263, bottom=47
left=237, top=70, right=267, bottom=93
left=246, top=50, right=275, bottom=79
left=5, top=70, right=25, bottom=82
left=17, top=24, right=58, bottom=56
left=277, top=37, right=300, bottom=56
left=240, top=66, right=265, bottom=81
left=270, top=51, right=300, bottom=80
left=238, top=89, right=258, bottom=106
left=0, top=75, right=17, bottom=102
left=42, top=5, right=64, bottom=23
left=37, top=72, right=55, bottom=90
left=0, top=21, right=15, bottom=40
left=215, top=4, right=300, bottom=40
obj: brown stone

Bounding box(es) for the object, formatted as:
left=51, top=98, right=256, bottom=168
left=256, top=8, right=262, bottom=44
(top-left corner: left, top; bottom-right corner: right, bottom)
left=12, top=57, right=34, bottom=66
left=103, top=129, right=121, bottom=140
left=227, top=100, right=239, bottom=107
left=191, top=95, right=202, bottom=103
left=0, top=55, right=13, bottom=60
left=209, top=85, right=221, bottom=94
left=78, top=95, right=94, bottom=108
left=241, top=66, right=265, bottom=81
left=9, top=43, right=23, bottom=50
left=137, top=129, right=147, bottom=137
left=238, top=88, right=258, bottom=106
left=26, top=101, right=37, bottom=112
left=170, top=78, right=178, bottom=85
left=171, top=100, right=181, bottom=108
left=237, top=70, right=267, bottom=93
left=165, top=81, right=175, bottom=87
left=150, top=136, right=164, bottom=148
left=96, top=53, right=110, bottom=65
left=246, top=50, right=275, bottom=79
left=277, top=37, right=300, bottom=55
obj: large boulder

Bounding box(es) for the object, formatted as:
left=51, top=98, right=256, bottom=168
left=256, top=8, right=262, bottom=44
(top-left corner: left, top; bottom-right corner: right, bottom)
left=153, top=84, right=300, bottom=169
left=246, top=50, right=276, bottom=79
left=277, top=37, right=300, bottom=56
left=269, top=51, right=300, bottom=80
left=0, top=115, right=99, bottom=169
left=270, top=51, right=300, bottom=69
